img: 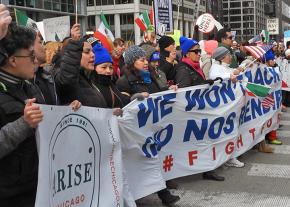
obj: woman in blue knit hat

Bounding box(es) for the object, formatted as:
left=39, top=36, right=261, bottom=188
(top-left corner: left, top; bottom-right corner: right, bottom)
left=262, top=50, right=283, bottom=146
left=91, top=44, right=130, bottom=109
left=175, top=36, right=207, bottom=88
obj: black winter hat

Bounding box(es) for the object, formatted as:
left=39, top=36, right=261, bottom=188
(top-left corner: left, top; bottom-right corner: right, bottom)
left=158, top=35, right=175, bottom=51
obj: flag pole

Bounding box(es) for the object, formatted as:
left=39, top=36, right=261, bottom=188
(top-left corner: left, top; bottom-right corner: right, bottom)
left=75, top=0, right=78, bottom=24
left=176, top=0, right=180, bottom=30
left=14, top=8, right=18, bottom=25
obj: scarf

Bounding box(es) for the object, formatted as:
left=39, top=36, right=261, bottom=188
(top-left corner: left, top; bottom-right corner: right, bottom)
left=95, top=73, right=112, bottom=86
left=139, top=70, right=152, bottom=84
left=182, top=57, right=205, bottom=80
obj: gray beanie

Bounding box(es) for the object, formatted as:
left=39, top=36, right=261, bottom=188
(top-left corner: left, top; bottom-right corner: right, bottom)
left=212, top=47, right=230, bottom=61
left=124, top=45, right=146, bottom=65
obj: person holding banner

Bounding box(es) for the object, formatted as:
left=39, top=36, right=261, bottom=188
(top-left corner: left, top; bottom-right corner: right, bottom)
left=91, top=43, right=130, bottom=108
left=0, top=24, right=45, bottom=207
left=54, top=24, right=108, bottom=108
left=116, top=45, right=180, bottom=205
left=175, top=36, right=209, bottom=87
left=209, top=47, right=240, bottom=83
left=261, top=50, right=283, bottom=146
left=158, top=35, right=177, bottom=83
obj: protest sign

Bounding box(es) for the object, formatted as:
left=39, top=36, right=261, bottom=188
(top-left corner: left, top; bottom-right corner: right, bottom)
left=153, top=0, right=174, bottom=35
left=277, top=58, right=290, bottom=91
left=169, top=30, right=181, bottom=46
left=196, top=13, right=223, bottom=33
left=284, top=30, right=290, bottom=49
left=119, top=64, right=281, bottom=199
left=35, top=106, right=123, bottom=207
left=43, top=16, right=70, bottom=42
left=267, top=18, right=279, bottom=35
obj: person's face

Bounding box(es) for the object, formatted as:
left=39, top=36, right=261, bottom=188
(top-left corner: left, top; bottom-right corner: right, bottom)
left=165, top=43, right=176, bottom=53
left=187, top=45, right=201, bottom=62
left=9, top=46, right=38, bottom=79
left=81, top=42, right=95, bottom=71
left=267, top=59, right=275, bottom=67
left=134, top=56, right=148, bottom=71
left=34, top=34, right=46, bottom=66
left=221, top=53, right=232, bottom=64
left=150, top=60, right=159, bottom=69
left=95, top=62, right=114, bottom=76
left=114, top=42, right=125, bottom=57
left=222, top=32, right=233, bottom=46
left=232, top=42, right=238, bottom=50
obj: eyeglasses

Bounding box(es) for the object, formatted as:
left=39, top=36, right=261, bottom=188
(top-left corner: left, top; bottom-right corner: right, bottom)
left=14, top=53, right=36, bottom=62
left=188, top=49, right=201, bottom=54
left=227, top=36, right=233, bottom=40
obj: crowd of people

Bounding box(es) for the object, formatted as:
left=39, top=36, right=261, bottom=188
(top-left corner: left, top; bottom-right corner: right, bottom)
left=0, top=4, right=288, bottom=207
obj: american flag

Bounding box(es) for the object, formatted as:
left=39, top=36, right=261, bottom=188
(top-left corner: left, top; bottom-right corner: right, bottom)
left=261, top=94, right=275, bottom=109
left=244, top=44, right=274, bottom=60
left=248, top=35, right=261, bottom=44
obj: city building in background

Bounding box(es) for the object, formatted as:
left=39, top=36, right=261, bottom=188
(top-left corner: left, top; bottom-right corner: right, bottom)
left=1, top=0, right=87, bottom=33
left=223, top=0, right=272, bottom=42
left=87, top=0, right=206, bottom=44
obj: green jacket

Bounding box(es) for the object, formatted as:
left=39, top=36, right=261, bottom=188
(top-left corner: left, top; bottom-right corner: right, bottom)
left=218, top=43, right=239, bottom=68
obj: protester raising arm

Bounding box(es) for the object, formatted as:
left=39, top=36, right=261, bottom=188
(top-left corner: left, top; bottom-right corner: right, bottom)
left=54, top=24, right=82, bottom=87
left=0, top=4, right=12, bottom=40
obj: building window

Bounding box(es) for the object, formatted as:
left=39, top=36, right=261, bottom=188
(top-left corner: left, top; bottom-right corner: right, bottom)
left=116, top=0, right=133, bottom=4
left=229, top=9, right=241, bottom=15
left=140, top=0, right=150, bottom=5
left=87, top=0, right=94, bottom=6
left=230, top=2, right=241, bottom=8
left=230, top=16, right=241, bottom=22
left=120, top=13, right=134, bottom=41
left=9, top=0, right=35, bottom=7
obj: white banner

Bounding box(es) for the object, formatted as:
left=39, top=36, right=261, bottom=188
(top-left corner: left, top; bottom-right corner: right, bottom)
left=35, top=106, right=123, bottom=207
left=119, top=64, right=282, bottom=199
left=267, top=18, right=279, bottom=35
left=275, top=57, right=290, bottom=91
left=43, top=16, right=70, bottom=42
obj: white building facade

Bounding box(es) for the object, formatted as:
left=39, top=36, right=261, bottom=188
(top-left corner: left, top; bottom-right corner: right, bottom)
left=87, top=0, right=206, bottom=44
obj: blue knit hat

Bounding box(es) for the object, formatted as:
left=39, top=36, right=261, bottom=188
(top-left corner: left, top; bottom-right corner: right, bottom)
left=179, top=36, right=199, bottom=55
left=149, top=51, right=160, bottom=62
left=93, top=43, right=113, bottom=65
left=261, top=49, right=275, bottom=62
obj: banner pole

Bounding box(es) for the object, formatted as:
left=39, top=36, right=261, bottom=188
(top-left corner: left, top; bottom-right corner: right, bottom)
left=75, top=0, right=78, bottom=24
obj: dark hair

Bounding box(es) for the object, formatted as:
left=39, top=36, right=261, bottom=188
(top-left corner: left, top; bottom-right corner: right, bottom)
left=216, top=28, right=231, bottom=42
left=287, top=41, right=290, bottom=49
left=0, top=23, right=36, bottom=66
left=113, top=38, right=125, bottom=47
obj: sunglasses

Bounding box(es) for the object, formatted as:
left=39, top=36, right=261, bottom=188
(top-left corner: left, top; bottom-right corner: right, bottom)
left=188, top=49, right=201, bottom=54
left=227, top=36, right=233, bottom=40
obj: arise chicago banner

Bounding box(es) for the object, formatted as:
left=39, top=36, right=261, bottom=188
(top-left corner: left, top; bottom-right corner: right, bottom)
left=35, top=106, right=123, bottom=207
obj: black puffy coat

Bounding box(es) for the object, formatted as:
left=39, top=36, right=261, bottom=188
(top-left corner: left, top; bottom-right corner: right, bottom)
left=116, top=68, right=162, bottom=95
left=175, top=61, right=207, bottom=88
left=54, top=40, right=107, bottom=108
left=0, top=70, right=45, bottom=207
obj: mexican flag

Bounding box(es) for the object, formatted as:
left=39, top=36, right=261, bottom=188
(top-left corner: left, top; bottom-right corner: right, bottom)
left=246, top=82, right=271, bottom=97
left=94, top=12, right=115, bottom=52
left=14, top=9, right=38, bottom=31
left=135, top=10, right=154, bottom=32
left=260, top=30, right=269, bottom=43
left=245, top=82, right=275, bottom=109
